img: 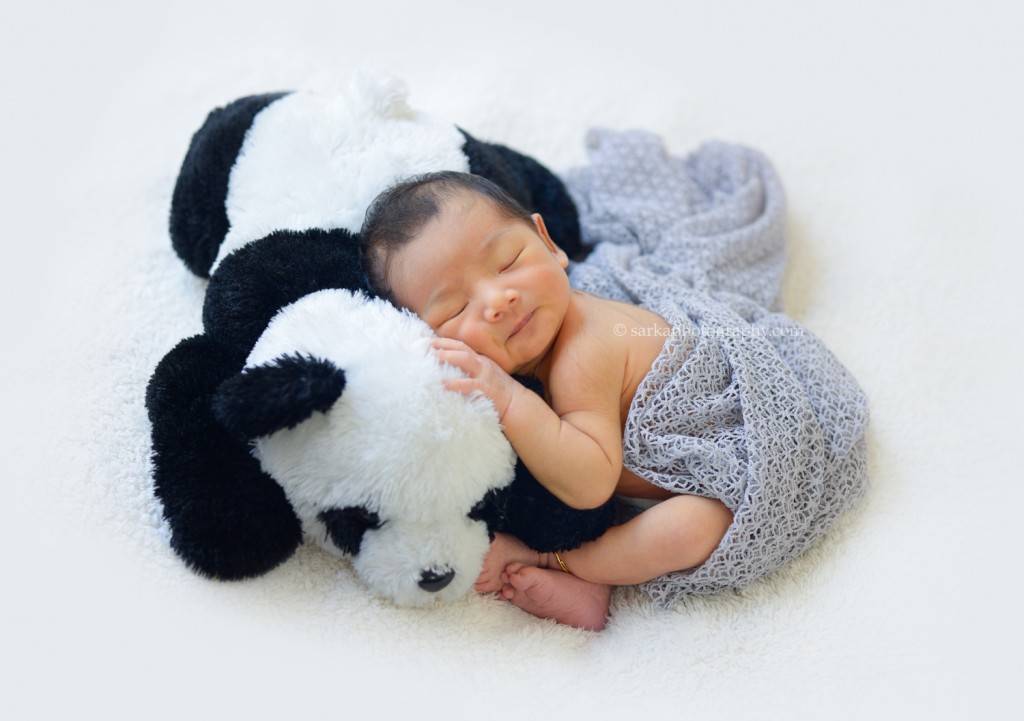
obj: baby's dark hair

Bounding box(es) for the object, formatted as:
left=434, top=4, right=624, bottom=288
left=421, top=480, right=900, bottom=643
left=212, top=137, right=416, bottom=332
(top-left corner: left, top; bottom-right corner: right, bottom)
left=360, top=171, right=534, bottom=303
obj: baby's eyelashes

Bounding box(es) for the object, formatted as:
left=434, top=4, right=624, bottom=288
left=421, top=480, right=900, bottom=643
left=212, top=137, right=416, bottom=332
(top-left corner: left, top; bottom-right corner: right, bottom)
left=431, top=303, right=466, bottom=328
left=501, top=250, right=523, bottom=271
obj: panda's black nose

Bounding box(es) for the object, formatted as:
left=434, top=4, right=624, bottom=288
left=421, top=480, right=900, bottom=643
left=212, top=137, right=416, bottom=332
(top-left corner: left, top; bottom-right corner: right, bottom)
left=418, top=568, right=455, bottom=592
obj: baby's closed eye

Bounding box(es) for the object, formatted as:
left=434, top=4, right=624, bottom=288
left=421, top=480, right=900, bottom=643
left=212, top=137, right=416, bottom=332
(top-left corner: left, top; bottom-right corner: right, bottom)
left=444, top=303, right=468, bottom=323
left=501, top=250, right=523, bottom=271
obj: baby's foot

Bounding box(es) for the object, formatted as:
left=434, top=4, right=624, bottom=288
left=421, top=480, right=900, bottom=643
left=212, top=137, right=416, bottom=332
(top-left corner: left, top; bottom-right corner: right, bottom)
left=474, top=533, right=540, bottom=594
left=500, top=563, right=611, bottom=631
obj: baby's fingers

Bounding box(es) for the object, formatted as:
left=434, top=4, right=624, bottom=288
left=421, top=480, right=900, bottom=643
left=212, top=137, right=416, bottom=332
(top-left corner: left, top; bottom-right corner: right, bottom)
left=431, top=337, right=470, bottom=351
left=441, top=376, right=482, bottom=396
left=442, top=376, right=509, bottom=416
left=434, top=347, right=483, bottom=376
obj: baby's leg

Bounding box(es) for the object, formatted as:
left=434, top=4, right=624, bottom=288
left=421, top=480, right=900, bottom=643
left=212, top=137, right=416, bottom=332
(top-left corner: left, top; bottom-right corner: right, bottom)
left=483, top=495, right=729, bottom=629
left=501, top=564, right=611, bottom=631
left=560, top=494, right=732, bottom=586
left=498, top=495, right=729, bottom=630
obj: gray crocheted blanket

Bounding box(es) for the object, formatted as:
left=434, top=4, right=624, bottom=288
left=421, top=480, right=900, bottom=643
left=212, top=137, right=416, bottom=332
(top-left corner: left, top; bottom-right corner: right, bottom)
left=564, top=129, right=870, bottom=606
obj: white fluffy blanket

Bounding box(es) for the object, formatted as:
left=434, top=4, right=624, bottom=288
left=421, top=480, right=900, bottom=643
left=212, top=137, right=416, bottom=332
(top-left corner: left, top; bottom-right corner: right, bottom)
left=5, top=2, right=1019, bottom=719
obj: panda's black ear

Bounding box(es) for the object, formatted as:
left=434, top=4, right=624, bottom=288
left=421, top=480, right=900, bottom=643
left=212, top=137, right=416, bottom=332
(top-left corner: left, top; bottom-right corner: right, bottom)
left=212, top=354, right=346, bottom=439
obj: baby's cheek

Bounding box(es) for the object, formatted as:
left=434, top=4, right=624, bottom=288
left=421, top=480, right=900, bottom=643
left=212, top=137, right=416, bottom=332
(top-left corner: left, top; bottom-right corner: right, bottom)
left=453, top=332, right=488, bottom=357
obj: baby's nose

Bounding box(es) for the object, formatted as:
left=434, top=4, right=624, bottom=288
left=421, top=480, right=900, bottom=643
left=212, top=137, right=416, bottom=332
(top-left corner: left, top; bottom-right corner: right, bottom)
left=484, top=288, right=518, bottom=322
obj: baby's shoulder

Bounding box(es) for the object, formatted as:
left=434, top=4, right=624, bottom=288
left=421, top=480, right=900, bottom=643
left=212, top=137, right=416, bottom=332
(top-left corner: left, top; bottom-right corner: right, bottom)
left=572, top=291, right=668, bottom=339
left=556, top=292, right=631, bottom=357
left=544, top=293, right=655, bottom=403
left=553, top=293, right=671, bottom=410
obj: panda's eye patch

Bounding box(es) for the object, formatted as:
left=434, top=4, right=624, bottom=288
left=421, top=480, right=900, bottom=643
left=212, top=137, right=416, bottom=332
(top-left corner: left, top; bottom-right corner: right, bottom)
left=353, top=507, right=381, bottom=527
left=468, top=499, right=489, bottom=521
left=318, top=506, right=382, bottom=555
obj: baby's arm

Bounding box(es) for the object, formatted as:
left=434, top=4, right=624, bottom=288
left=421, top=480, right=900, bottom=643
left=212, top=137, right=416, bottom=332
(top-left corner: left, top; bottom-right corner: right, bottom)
left=433, top=338, right=624, bottom=510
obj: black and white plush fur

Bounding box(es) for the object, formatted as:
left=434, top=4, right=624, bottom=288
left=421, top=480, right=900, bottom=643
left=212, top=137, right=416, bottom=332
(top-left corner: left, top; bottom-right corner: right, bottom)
left=213, top=290, right=516, bottom=605
left=170, top=76, right=584, bottom=279
left=148, top=76, right=613, bottom=607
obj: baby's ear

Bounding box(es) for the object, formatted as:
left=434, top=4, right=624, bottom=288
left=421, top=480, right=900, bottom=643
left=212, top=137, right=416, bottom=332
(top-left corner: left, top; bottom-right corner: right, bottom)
left=212, top=354, right=347, bottom=439
left=532, top=213, right=568, bottom=268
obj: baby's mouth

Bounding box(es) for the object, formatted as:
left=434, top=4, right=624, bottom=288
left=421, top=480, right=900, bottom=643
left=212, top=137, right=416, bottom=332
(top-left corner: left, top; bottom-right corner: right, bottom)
left=509, top=311, right=534, bottom=339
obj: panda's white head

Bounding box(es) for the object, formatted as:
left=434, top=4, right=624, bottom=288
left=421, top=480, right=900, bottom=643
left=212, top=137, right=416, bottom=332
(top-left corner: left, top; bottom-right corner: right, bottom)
left=213, top=289, right=516, bottom=606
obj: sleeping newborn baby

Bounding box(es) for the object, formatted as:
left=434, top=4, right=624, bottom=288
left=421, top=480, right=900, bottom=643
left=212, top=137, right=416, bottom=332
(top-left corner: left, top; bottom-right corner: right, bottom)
left=359, top=130, right=869, bottom=631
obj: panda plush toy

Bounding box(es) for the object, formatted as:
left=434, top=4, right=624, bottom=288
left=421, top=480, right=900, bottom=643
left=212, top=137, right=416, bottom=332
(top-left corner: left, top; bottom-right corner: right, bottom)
left=146, top=77, right=615, bottom=607
left=169, top=75, right=586, bottom=279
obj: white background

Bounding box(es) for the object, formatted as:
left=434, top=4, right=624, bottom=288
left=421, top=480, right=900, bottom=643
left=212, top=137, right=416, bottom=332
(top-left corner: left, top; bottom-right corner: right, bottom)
left=2, top=2, right=1021, bottom=719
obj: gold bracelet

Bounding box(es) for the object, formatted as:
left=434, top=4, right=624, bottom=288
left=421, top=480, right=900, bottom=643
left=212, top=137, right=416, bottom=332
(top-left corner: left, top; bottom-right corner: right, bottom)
left=553, top=551, right=570, bottom=574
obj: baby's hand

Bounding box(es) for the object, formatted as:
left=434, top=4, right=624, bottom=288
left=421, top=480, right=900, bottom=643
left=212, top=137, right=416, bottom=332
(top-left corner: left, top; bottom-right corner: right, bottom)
left=432, top=338, right=517, bottom=421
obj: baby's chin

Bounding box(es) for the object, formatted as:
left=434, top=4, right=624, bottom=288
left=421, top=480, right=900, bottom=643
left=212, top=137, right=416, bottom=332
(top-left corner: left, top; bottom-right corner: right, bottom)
left=508, top=344, right=554, bottom=380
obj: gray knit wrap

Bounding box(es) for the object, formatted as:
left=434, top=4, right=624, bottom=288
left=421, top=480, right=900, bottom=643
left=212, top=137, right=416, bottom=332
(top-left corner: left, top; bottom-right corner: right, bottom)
left=564, top=129, right=870, bottom=606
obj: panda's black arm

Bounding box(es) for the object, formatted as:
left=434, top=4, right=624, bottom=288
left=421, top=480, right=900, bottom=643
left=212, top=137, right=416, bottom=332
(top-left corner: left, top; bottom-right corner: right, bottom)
left=146, top=333, right=302, bottom=579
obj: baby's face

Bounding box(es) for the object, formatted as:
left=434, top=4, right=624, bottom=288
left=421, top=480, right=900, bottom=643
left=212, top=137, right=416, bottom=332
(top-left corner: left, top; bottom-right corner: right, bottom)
left=389, top=195, right=570, bottom=376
